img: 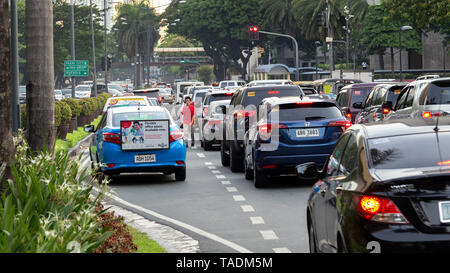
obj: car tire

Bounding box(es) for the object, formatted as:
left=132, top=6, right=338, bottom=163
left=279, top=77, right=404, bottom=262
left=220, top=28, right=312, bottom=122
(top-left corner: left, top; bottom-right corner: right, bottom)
left=229, top=141, right=244, bottom=173
left=253, top=161, right=268, bottom=188
left=220, top=141, right=230, bottom=167
left=175, top=167, right=186, bottom=182
left=244, top=152, right=253, bottom=180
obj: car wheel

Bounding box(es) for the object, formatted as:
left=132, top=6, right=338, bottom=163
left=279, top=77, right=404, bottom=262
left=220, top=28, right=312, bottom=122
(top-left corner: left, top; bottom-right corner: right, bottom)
left=175, top=167, right=186, bottom=182
left=253, top=160, right=268, bottom=188
left=308, top=217, right=318, bottom=253
left=220, top=141, right=230, bottom=167
left=229, top=141, right=244, bottom=173
left=244, top=152, right=253, bottom=180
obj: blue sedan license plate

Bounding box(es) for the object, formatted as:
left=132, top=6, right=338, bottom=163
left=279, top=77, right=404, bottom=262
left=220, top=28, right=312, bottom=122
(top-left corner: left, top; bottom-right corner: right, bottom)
left=134, top=154, right=156, bottom=164
left=438, top=201, right=450, bottom=223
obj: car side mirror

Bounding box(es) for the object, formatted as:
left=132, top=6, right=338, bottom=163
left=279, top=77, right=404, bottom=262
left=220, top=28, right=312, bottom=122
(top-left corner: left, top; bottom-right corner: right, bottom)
left=296, top=162, right=323, bottom=180
left=352, top=102, right=363, bottom=109
left=381, top=101, right=393, bottom=111
left=84, top=125, right=95, bottom=133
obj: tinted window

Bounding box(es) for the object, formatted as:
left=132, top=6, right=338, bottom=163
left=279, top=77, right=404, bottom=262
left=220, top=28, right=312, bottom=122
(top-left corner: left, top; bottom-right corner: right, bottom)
left=242, top=87, right=301, bottom=107
left=364, top=88, right=376, bottom=107
left=194, top=92, right=207, bottom=104
left=395, top=90, right=408, bottom=110
left=368, top=132, right=450, bottom=169
left=337, top=91, right=349, bottom=108
left=340, top=135, right=358, bottom=175
left=420, top=82, right=450, bottom=105
left=270, top=104, right=343, bottom=121
left=327, top=134, right=350, bottom=176
left=350, top=88, right=371, bottom=105
left=112, top=111, right=169, bottom=127
left=386, top=86, right=403, bottom=104
left=134, top=91, right=159, bottom=99
left=405, top=87, right=415, bottom=107
left=302, top=87, right=317, bottom=95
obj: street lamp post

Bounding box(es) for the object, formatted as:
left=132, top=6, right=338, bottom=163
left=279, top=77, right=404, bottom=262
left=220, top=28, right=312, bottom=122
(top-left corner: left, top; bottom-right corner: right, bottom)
left=399, top=25, right=413, bottom=81
left=315, top=41, right=321, bottom=80
left=90, top=0, right=97, bottom=97
left=70, top=0, right=76, bottom=98
left=104, top=0, right=108, bottom=92
left=344, top=3, right=354, bottom=70
left=11, top=0, right=20, bottom=132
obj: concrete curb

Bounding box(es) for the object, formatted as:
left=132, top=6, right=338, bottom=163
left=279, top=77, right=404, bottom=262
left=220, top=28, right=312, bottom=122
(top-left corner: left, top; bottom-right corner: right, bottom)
left=68, top=133, right=93, bottom=158
left=106, top=204, right=200, bottom=253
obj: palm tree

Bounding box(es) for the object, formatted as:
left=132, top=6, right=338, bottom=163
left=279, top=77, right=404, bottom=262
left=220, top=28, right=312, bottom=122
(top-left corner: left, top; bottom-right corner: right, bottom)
left=260, top=0, right=298, bottom=36
left=25, top=0, right=56, bottom=152
left=0, top=0, right=15, bottom=187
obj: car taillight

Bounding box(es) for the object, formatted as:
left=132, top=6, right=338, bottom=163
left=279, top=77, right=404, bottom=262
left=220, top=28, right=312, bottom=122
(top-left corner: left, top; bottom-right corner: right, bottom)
left=328, top=120, right=352, bottom=130
left=169, top=130, right=183, bottom=143
left=158, top=96, right=163, bottom=103
left=382, top=108, right=391, bottom=115
left=268, top=90, right=279, bottom=94
left=438, top=160, right=450, bottom=166
left=103, top=132, right=120, bottom=145
left=203, top=107, right=208, bottom=117
left=225, top=92, right=233, bottom=96
left=423, top=111, right=442, bottom=118
left=353, top=194, right=409, bottom=224
left=258, top=123, right=287, bottom=140
left=346, top=112, right=352, bottom=119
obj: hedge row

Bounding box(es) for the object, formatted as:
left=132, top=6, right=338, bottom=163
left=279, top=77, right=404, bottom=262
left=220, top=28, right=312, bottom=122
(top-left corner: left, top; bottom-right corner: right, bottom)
left=21, top=93, right=111, bottom=129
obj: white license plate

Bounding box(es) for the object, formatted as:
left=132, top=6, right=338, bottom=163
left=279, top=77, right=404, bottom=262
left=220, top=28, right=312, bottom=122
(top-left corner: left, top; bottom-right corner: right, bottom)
left=438, top=201, right=450, bottom=223
left=134, top=154, right=156, bottom=164
left=296, top=129, right=320, bottom=138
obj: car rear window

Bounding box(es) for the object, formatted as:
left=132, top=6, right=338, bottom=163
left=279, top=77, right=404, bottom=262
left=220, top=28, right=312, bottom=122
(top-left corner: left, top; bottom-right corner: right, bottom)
left=134, top=91, right=159, bottom=98
left=242, top=87, right=301, bottom=107
left=112, top=111, right=169, bottom=127
left=420, top=82, right=450, bottom=105
left=205, top=92, right=234, bottom=105
left=368, top=132, right=450, bottom=169
left=194, top=92, right=208, bottom=104
left=269, top=103, right=342, bottom=121
left=386, top=86, right=403, bottom=103
left=350, top=88, right=372, bottom=104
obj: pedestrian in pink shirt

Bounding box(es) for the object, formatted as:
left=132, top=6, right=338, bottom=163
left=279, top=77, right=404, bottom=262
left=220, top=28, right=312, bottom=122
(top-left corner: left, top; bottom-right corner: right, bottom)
left=181, top=96, right=196, bottom=147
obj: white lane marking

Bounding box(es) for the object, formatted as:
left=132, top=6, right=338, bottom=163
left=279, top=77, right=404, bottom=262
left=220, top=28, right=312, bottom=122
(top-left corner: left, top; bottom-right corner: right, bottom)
left=226, top=187, right=238, bottom=193
left=260, top=230, right=279, bottom=240
left=204, top=162, right=213, bottom=165
left=250, top=217, right=265, bottom=225
left=207, top=166, right=216, bottom=170
left=211, top=170, right=221, bottom=174
left=241, top=205, right=255, bottom=212
left=233, top=195, right=246, bottom=202
left=273, top=248, right=292, bottom=253
left=95, top=189, right=253, bottom=253
left=221, top=181, right=231, bottom=185
left=216, top=175, right=226, bottom=179
left=197, top=153, right=205, bottom=158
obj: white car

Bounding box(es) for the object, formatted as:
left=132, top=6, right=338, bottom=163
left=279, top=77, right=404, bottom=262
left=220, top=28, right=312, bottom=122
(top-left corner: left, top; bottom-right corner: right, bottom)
left=247, top=80, right=294, bottom=87
left=54, top=89, right=63, bottom=101
left=218, top=80, right=246, bottom=89
left=75, top=85, right=91, bottom=98
left=102, top=96, right=152, bottom=114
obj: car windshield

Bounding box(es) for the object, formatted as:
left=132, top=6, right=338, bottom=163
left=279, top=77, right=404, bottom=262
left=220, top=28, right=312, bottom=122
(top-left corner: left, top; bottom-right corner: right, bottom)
left=112, top=111, right=169, bottom=127
left=242, top=87, right=301, bottom=107
left=269, top=104, right=342, bottom=121
left=421, top=82, right=450, bottom=105
left=368, top=132, right=450, bottom=169
left=350, top=88, right=372, bottom=104
left=76, top=86, right=90, bottom=91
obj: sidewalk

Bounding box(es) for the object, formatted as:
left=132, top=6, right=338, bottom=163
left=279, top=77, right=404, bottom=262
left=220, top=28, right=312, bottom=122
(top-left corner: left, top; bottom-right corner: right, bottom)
left=71, top=134, right=200, bottom=253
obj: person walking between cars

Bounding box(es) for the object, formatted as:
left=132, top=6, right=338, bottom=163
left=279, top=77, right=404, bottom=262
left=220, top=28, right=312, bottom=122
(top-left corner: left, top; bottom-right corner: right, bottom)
left=182, top=96, right=196, bottom=148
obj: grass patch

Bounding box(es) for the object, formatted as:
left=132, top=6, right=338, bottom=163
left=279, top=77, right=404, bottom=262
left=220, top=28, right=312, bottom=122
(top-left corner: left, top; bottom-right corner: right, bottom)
left=55, top=115, right=102, bottom=153
left=128, top=226, right=167, bottom=253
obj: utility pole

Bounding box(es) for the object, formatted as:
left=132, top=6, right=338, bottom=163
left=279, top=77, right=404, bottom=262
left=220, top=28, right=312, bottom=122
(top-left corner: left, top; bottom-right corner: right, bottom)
left=90, top=0, right=97, bottom=96
left=326, top=0, right=334, bottom=73
left=104, top=0, right=108, bottom=92
left=11, top=0, right=20, bottom=132
left=70, top=0, right=76, bottom=98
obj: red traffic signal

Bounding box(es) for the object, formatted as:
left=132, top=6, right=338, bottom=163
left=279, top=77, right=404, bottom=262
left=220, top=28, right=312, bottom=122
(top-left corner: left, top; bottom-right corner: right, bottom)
left=249, top=26, right=259, bottom=40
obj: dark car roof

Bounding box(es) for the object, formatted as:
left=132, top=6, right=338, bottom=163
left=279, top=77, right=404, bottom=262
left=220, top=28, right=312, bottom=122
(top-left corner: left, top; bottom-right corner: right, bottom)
left=245, top=85, right=301, bottom=91
left=353, top=117, right=450, bottom=139
left=133, top=88, right=159, bottom=93
left=341, top=83, right=385, bottom=89
left=263, top=96, right=337, bottom=107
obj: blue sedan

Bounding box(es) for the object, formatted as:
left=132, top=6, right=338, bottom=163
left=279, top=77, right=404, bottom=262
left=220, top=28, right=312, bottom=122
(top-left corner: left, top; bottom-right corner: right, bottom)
left=244, top=97, right=350, bottom=188
left=85, top=105, right=186, bottom=181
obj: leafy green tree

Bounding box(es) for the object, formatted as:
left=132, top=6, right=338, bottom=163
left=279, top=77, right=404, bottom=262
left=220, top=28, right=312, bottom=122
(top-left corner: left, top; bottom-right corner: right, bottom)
left=197, top=65, right=214, bottom=84
left=357, top=5, right=422, bottom=71
left=382, top=0, right=450, bottom=45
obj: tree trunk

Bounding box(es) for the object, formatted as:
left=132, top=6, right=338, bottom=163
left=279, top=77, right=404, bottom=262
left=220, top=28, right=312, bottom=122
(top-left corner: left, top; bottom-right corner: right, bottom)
left=390, top=47, right=395, bottom=79
left=0, top=0, right=16, bottom=190
left=25, top=0, right=55, bottom=152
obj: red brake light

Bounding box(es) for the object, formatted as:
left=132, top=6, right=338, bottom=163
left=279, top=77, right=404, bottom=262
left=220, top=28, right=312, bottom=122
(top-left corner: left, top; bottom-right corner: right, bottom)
left=262, top=164, right=277, bottom=169
left=382, top=108, right=391, bottom=114
left=225, top=92, right=233, bottom=96
left=170, top=130, right=183, bottom=143
left=346, top=113, right=352, bottom=119
left=423, top=111, right=442, bottom=118
left=268, top=91, right=279, bottom=94
left=106, top=163, right=115, bottom=168
left=353, top=195, right=408, bottom=224
left=328, top=120, right=352, bottom=130
left=438, top=160, right=450, bottom=166
left=258, top=123, right=287, bottom=140
left=103, top=132, right=120, bottom=145
left=423, top=111, right=432, bottom=118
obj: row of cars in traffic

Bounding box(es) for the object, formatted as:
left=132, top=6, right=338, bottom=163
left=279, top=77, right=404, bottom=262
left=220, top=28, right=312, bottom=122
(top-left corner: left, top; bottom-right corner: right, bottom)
left=184, top=76, right=450, bottom=253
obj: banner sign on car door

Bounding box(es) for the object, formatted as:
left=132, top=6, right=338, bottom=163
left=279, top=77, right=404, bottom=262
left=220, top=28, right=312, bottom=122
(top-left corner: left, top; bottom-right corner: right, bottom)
left=120, top=120, right=170, bottom=150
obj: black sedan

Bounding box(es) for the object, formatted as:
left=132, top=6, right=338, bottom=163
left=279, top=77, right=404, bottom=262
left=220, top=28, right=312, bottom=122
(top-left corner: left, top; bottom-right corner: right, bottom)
left=297, top=117, right=450, bottom=253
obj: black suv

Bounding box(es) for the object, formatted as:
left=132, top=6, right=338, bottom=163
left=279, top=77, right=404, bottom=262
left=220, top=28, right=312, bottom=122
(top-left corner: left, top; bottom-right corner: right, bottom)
left=354, top=83, right=406, bottom=124
left=220, top=85, right=304, bottom=172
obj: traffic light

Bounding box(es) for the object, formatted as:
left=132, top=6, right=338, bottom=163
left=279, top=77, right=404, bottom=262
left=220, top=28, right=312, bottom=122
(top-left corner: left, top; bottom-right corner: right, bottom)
left=249, top=26, right=259, bottom=41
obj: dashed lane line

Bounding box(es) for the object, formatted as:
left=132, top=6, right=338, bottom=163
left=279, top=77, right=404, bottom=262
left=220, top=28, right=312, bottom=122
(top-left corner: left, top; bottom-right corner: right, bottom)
left=232, top=195, right=246, bottom=202
left=250, top=217, right=265, bottom=225
left=241, top=205, right=255, bottom=212
left=273, top=248, right=292, bottom=253
left=260, top=230, right=279, bottom=240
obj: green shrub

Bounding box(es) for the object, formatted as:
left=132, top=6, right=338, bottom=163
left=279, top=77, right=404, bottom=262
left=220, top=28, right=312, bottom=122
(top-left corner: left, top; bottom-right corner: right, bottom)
left=54, top=101, right=62, bottom=127
left=55, top=101, right=72, bottom=125
left=63, top=98, right=81, bottom=118
left=79, top=98, right=95, bottom=116
left=0, top=137, right=111, bottom=253
left=20, top=104, right=26, bottom=130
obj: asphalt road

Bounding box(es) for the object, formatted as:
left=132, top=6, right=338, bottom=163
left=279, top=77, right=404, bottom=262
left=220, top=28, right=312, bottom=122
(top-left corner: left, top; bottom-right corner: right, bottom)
left=100, top=103, right=314, bottom=253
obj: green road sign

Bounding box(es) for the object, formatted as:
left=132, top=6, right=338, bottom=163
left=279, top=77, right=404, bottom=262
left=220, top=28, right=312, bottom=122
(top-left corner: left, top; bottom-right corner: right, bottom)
left=64, top=60, right=89, bottom=77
